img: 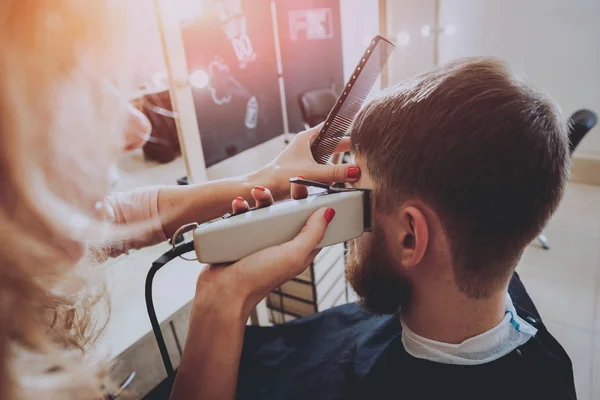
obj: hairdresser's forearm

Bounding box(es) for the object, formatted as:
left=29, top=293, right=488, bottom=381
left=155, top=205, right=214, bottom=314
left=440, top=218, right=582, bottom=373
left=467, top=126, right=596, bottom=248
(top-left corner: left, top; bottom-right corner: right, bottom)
left=170, top=295, right=247, bottom=400
left=158, top=168, right=280, bottom=239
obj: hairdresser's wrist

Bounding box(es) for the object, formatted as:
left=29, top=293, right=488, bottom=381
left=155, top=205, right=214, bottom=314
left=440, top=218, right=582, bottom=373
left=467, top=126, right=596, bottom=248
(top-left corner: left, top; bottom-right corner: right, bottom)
left=177, top=288, right=246, bottom=400
left=194, top=277, right=256, bottom=321
left=192, top=288, right=249, bottom=324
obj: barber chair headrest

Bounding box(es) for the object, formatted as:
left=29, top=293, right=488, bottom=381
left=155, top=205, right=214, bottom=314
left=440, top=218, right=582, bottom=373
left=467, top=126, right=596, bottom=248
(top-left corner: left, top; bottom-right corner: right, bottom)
left=569, top=109, right=597, bottom=154
left=298, top=88, right=339, bottom=128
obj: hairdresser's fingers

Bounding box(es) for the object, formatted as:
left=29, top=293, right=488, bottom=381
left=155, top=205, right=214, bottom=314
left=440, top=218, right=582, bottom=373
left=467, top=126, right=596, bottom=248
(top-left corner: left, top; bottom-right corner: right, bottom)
left=299, top=123, right=325, bottom=145
left=298, top=124, right=350, bottom=152
left=304, top=163, right=361, bottom=185
left=231, top=197, right=250, bottom=214
left=291, top=175, right=309, bottom=200
left=333, top=137, right=352, bottom=154
left=251, top=186, right=274, bottom=208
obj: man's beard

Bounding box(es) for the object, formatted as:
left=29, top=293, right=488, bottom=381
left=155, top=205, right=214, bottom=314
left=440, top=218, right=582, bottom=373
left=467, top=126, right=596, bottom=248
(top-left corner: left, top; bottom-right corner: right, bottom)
left=346, top=225, right=413, bottom=315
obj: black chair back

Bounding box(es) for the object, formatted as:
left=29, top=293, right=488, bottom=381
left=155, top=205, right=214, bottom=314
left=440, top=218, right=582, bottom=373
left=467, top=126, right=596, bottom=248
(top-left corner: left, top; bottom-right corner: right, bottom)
left=569, top=109, right=597, bottom=154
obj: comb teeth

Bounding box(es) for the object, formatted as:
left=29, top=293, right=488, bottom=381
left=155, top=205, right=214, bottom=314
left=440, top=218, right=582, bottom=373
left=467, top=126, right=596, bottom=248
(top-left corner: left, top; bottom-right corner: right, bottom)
left=311, top=36, right=395, bottom=164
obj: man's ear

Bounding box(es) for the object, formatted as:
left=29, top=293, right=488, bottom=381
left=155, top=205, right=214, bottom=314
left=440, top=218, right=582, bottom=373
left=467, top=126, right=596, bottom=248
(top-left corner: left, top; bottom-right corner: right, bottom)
left=396, top=206, right=429, bottom=268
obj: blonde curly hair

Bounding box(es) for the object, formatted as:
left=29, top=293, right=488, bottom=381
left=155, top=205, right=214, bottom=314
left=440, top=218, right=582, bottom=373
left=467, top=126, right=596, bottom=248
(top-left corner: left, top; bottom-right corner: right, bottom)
left=0, top=1, right=146, bottom=398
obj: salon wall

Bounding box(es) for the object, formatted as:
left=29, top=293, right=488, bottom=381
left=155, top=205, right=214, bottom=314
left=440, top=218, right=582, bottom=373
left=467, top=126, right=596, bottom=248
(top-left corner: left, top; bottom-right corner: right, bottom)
left=439, top=0, right=600, bottom=160
left=339, top=0, right=382, bottom=98
left=386, top=0, right=600, bottom=160
left=384, top=0, right=436, bottom=85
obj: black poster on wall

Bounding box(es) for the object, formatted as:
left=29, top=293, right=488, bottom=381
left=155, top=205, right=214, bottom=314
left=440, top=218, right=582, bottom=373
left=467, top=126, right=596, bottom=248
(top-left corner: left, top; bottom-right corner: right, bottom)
left=276, top=0, right=344, bottom=133
left=181, top=0, right=283, bottom=167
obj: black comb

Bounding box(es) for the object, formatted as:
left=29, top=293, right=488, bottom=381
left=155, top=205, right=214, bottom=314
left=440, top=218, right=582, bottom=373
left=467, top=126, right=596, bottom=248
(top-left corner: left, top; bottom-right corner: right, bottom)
left=310, top=35, right=395, bottom=164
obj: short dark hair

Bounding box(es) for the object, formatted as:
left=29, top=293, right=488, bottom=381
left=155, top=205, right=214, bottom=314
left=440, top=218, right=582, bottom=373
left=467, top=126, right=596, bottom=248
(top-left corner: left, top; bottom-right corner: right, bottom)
left=351, top=57, right=570, bottom=298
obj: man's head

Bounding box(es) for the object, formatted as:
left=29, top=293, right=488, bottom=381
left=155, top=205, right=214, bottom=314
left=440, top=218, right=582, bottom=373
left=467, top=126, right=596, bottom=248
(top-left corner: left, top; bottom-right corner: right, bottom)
left=347, top=57, right=570, bottom=314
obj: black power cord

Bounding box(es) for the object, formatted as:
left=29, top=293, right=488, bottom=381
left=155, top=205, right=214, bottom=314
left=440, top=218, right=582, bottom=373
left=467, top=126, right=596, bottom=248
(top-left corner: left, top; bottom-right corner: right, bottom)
left=145, top=240, right=195, bottom=389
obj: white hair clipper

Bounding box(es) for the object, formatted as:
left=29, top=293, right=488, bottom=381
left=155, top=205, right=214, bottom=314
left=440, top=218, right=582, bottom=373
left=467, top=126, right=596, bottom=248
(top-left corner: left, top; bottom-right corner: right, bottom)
left=193, top=179, right=372, bottom=264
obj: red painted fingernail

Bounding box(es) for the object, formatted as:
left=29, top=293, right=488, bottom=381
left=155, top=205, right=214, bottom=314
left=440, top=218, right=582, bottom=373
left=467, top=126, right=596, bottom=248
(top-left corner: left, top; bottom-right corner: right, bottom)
left=297, top=175, right=305, bottom=179
left=346, top=166, right=360, bottom=180
left=254, top=186, right=266, bottom=192
left=235, top=197, right=245, bottom=202
left=324, top=208, right=336, bottom=223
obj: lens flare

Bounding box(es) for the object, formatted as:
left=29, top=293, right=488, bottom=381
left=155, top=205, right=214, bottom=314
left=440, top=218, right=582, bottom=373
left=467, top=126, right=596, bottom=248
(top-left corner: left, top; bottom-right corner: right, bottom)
left=396, top=31, right=410, bottom=46
left=445, top=24, right=456, bottom=36
left=189, top=69, right=210, bottom=89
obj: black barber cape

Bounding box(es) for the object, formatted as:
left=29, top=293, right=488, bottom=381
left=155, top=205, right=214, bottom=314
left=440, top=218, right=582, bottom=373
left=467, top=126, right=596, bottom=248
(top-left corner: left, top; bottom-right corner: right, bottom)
left=237, top=273, right=577, bottom=400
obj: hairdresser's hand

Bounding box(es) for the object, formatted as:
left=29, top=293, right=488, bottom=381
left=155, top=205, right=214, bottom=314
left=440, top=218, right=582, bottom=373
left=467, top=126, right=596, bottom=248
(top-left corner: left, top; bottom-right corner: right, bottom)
left=213, top=180, right=309, bottom=310
left=254, top=124, right=359, bottom=201
left=194, top=207, right=334, bottom=318
left=230, top=176, right=309, bottom=215
left=175, top=205, right=334, bottom=400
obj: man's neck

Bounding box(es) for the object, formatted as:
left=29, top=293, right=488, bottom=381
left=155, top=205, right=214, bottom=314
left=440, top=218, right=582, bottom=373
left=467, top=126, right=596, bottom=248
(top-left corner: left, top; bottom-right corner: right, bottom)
left=401, top=281, right=507, bottom=344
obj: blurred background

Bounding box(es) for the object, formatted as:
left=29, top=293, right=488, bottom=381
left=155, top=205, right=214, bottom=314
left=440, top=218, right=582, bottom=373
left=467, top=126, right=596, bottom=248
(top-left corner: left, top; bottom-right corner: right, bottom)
left=100, top=1, right=599, bottom=399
